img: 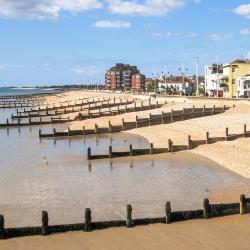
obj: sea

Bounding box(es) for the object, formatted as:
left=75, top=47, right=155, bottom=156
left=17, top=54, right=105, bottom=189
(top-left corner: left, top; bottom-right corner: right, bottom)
left=0, top=88, right=62, bottom=96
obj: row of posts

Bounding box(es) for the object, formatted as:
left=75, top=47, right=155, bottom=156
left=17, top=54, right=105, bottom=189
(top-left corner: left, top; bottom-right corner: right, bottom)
left=0, top=195, right=248, bottom=239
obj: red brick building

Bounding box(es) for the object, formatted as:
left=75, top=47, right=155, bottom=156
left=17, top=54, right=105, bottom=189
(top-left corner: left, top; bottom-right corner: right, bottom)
left=105, top=63, right=145, bottom=91
left=132, top=73, right=145, bottom=91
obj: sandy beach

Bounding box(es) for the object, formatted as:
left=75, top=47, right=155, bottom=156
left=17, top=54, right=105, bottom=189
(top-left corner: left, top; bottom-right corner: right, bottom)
left=48, top=91, right=250, bottom=178
left=1, top=214, right=250, bottom=250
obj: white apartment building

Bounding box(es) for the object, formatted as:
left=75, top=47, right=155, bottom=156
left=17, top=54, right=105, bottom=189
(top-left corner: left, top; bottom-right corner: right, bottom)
left=237, top=75, right=250, bottom=98
left=205, top=65, right=224, bottom=97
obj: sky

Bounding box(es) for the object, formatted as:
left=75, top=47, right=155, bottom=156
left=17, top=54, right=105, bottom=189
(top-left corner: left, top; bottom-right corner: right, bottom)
left=0, top=0, right=250, bottom=86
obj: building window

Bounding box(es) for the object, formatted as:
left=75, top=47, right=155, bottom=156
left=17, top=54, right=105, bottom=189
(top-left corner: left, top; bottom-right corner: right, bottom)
left=232, top=68, right=235, bottom=72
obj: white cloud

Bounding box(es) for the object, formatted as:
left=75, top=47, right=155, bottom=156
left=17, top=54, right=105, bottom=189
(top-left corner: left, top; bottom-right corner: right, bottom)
left=0, top=64, right=7, bottom=70
left=240, top=28, right=250, bottom=35
left=151, top=31, right=197, bottom=38
left=0, top=0, right=102, bottom=20
left=207, top=33, right=233, bottom=42
left=234, top=4, right=250, bottom=19
left=70, top=65, right=101, bottom=76
left=107, top=0, right=185, bottom=16
left=93, top=20, right=131, bottom=29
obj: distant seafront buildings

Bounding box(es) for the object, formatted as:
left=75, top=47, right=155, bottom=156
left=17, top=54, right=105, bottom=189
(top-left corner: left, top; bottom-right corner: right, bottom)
left=205, top=59, right=250, bottom=98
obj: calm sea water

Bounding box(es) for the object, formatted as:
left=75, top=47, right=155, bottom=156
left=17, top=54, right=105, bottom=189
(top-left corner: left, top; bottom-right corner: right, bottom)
left=0, top=88, right=62, bottom=96
left=0, top=108, right=250, bottom=227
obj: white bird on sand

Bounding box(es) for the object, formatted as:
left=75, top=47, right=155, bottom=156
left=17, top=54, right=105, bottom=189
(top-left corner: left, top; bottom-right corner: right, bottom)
left=42, top=155, right=48, bottom=166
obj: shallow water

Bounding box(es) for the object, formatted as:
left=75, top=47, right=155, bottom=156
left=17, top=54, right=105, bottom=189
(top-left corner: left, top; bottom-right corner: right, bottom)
left=0, top=109, right=250, bottom=227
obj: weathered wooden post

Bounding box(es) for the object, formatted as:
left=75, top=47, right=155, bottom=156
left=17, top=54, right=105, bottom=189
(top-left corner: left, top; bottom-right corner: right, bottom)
left=141, top=100, right=143, bottom=110
left=203, top=198, right=209, bottom=219
left=126, top=204, right=134, bottom=227
left=161, top=111, right=164, bottom=124
left=206, top=132, right=210, bottom=144
left=53, top=128, right=56, bottom=137
left=165, top=202, right=171, bottom=224
left=213, top=105, right=216, bottom=113
left=170, top=109, right=174, bottom=122
left=223, top=105, right=226, bottom=111
left=156, top=101, right=158, bottom=108
left=188, top=135, right=192, bottom=149
left=122, top=118, right=125, bottom=131
left=240, top=194, right=246, bottom=215
left=129, top=144, right=133, bottom=157
left=42, top=211, right=49, bottom=236
left=6, top=119, right=9, bottom=125
left=0, top=215, right=6, bottom=239
left=135, top=116, right=138, bottom=128
left=84, top=208, right=92, bottom=232
left=149, top=113, right=152, bottom=126
left=87, top=147, right=91, bottom=160
left=243, top=124, right=247, bottom=137
left=150, top=143, right=154, bottom=155
left=95, top=123, right=99, bottom=134
left=109, top=145, right=113, bottom=158
left=109, top=121, right=112, bottom=133
left=29, top=117, right=31, bottom=124
left=168, top=139, right=173, bottom=153
left=225, top=127, right=229, bottom=141
left=39, top=129, right=42, bottom=138
left=68, top=127, right=71, bottom=137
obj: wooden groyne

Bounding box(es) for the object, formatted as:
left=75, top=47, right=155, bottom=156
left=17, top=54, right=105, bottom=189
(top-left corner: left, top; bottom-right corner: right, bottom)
left=0, top=195, right=249, bottom=239
left=39, top=105, right=228, bottom=138
left=15, top=97, right=134, bottom=115
left=0, top=117, right=71, bottom=128
left=11, top=99, right=137, bottom=119
left=87, top=125, right=249, bottom=160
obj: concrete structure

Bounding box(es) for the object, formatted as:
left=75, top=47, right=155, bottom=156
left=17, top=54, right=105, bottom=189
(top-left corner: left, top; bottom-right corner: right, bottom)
left=222, top=60, right=250, bottom=98
left=205, top=64, right=224, bottom=97
left=105, top=63, right=145, bottom=91
left=237, top=75, right=250, bottom=98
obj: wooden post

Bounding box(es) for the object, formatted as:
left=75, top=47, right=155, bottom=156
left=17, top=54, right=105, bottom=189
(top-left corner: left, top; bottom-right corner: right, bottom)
left=136, top=116, right=138, bottom=128
left=161, top=111, right=164, bottom=124
left=0, top=215, right=5, bottom=239
left=149, top=113, right=152, bottom=126
left=95, top=123, right=99, bottom=134
left=206, top=132, right=210, bottom=144
left=165, top=201, right=171, bottom=224
left=84, top=208, right=92, bottom=232
left=126, top=204, right=134, bottom=227
left=87, top=147, right=91, bottom=160
left=168, top=139, right=173, bottom=152
left=225, top=127, right=229, bottom=141
left=243, top=124, right=247, bottom=137
left=122, top=118, right=125, bottom=131
left=141, top=100, right=143, bottom=110
left=39, top=129, right=42, bottom=138
left=188, top=135, right=192, bottom=149
left=150, top=143, right=154, bottom=155
left=68, top=127, right=71, bottom=136
left=240, top=194, right=246, bottom=215
left=171, top=109, right=174, bottom=122
left=42, top=211, right=49, bottom=236
left=53, top=128, right=56, bottom=137
left=109, top=145, right=113, bottom=158
left=109, top=121, right=112, bottom=133
left=129, top=144, right=133, bottom=157
left=203, top=198, right=209, bottom=219
left=82, top=126, right=85, bottom=135
left=156, top=101, right=158, bottom=108
left=6, top=119, right=9, bottom=125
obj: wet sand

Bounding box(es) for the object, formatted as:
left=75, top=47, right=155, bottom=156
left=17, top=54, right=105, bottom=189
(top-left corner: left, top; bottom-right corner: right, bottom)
left=1, top=214, right=250, bottom=250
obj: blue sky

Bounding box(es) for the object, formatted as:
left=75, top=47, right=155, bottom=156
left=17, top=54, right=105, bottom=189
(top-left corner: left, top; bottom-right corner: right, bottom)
left=0, top=0, right=250, bottom=86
